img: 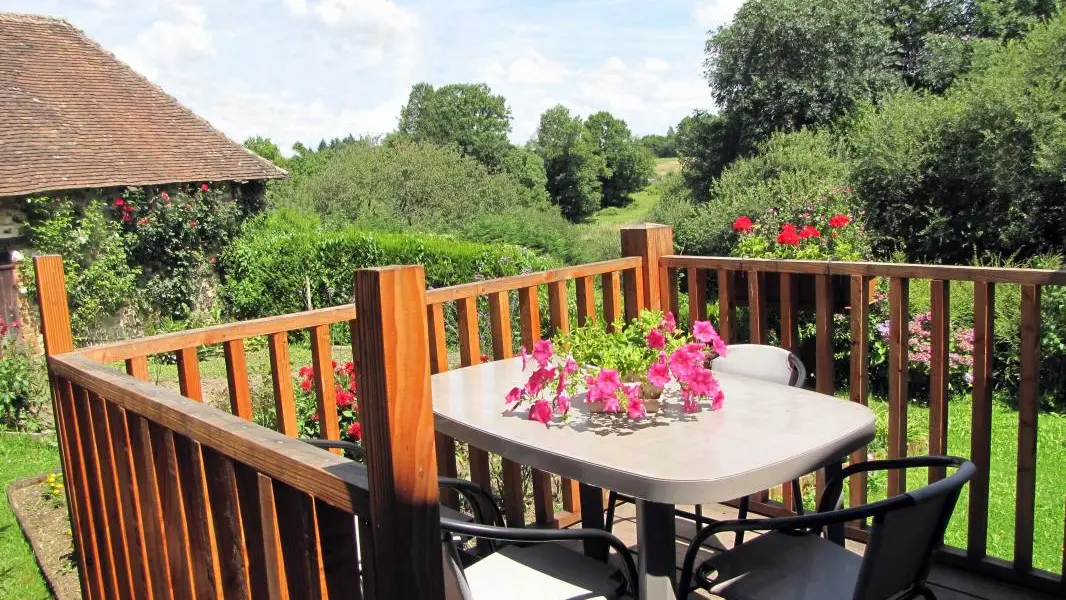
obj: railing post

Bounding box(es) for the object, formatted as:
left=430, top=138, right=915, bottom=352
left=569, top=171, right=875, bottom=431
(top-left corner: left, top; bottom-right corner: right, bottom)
left=621, top=224, right=674, bottom=311
left=351, top=265, right=444, bottom=599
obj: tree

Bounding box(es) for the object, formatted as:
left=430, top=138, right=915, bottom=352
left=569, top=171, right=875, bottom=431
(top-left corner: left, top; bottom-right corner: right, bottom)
left=675, top=111, right=739, bottom=199
left=243, top=136, right=288, bottom=169
left=705, top=0, right=901, bottom=153
left=396, top=82, right=513, bottom=169
left=583, top=112, right=655, bottom=207
left=640, top=126, right=678, bottom=157
left=501, top=147, right=550, bottom=204
left=533, top=105, right=607, bottom=221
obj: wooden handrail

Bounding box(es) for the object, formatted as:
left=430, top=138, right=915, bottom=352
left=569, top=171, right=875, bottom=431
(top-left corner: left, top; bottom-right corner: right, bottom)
left=49, top=353, right=371, bottom=515
left=660, top=255, right=1066, bottom=284
left=424, top=256, right=641, bottom=303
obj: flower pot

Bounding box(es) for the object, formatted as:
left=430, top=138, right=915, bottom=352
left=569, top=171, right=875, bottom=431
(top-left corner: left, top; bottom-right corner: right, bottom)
left=728, top=273, right=877, bottom=313
left=586, top=399, right=662, bottom=413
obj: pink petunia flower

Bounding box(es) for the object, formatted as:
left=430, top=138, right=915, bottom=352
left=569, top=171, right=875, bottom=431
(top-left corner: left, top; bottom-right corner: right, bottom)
left=692, top=321, right=720, bottom=344
left=661, top=312, right=677, bottom=332
left=532, top=339, right=554, bottom=367
left=564, top=355, right=579, bottom=374
left=687, top=367, right=715, bottom=397
left=520, top=346, right=530, bottom=369
left=627, top=398, right=647, bottom=421
left=647, top=357, right=671, bottom=388
left=555, top=390, right=571, bottom=415
left=525, top=366, right=557, bottom=396
left=505, top=386, right=523, bottom=404
left=646, top=328, right=665, bottom=349
left=528, top=399, right=553, bottom=425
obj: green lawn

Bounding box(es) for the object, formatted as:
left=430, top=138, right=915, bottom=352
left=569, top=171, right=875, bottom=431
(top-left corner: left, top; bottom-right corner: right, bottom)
left=0, top=434, right=61, bottom=600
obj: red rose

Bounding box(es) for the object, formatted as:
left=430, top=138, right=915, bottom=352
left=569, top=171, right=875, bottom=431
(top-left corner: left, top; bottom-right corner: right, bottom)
left=113, top=198, right=125, bottom=207
left=200, top=183, right=209, bottom=192
left=829, top=214, right=851, bottom=228
left=347, top=422, right=362, bottom=441
left=799, top=225, right=821, bottom=238
left=137, top=218, right=149, bottom=226
left=732, top=216, right=753, bottom=232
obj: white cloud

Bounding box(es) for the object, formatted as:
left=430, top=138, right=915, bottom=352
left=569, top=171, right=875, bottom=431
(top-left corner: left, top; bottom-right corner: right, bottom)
left=693, top=0, right=744, bottom=30
left=113, top=1, right=214, bottom=81
left=641, top=57, right=670, bottom=73
left=489, top=50, right=571, bottom=86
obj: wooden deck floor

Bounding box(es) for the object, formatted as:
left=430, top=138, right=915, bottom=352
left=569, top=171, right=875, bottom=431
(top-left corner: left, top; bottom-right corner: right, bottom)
left=567, top=501, right=1059, bottom=600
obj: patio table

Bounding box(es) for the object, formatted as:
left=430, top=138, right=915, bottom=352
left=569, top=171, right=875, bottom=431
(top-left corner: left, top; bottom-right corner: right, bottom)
left=431, top=357, right=876, bottom=600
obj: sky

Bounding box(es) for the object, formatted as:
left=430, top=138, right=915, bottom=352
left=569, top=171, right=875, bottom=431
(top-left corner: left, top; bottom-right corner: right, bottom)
left=2, top=0, right=744, bottom=154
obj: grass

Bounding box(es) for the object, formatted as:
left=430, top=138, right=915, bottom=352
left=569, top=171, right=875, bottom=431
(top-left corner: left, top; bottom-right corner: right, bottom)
left=586, top=164, right=677, bottom=227
left=0, top=434, right=62, bottom=600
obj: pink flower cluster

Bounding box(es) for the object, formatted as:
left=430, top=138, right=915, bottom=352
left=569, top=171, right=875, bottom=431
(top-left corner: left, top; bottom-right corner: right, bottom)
left=505, top=340, right=579, bottom=426
left=659, top=317, right=728, bottom=413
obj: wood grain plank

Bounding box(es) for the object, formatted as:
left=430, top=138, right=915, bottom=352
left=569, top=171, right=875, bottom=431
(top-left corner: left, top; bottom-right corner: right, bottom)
left=86, top=393, right=135, bottom=600
left=126, top=356, right=149, bottom=381
left=969, top=281, right=995, bottom=559
left=32, top=255, right=75, bottom=356
left=428, top=303, right=458, bottom=507
left=747, top=271, right=766, bottom=345
left=105, top=403, right=153, bottom=600
left=575, top=276, right=596, bottom=326
left=1014, top=284, right=1040, bottom=573
left=849, top=276, right=871, bottom=516
left=72, top=385, right=122, bottom=598
left=456, top=296, right=492, bottom=500
left=548, top=280, right=570, bottom=335
left=619, top=224, right=673, bottom=311
left=200, top=448, right=252, bottom=600
left=224, top=339, right=253, bottom=420
left=309, top=325, right=341, bottom=446
left=150, top=423, right=197, bottom=599
left=234, top=463, right=271, bottom=599
left=257, top=475, right=290, bottom=600
left=177, top=348, right=204, bottom=402
left=666, top=268, right=680, bottom=319
left=779, top=273, right=798, bottom=354
left=602, top=271, right=622, bottom=330
left=715, top=269, right=732, bottom=343
left=488, top=291, right=526, bottom=527
left=622, top=266, right=644, bottom=321
left=519, top=285, right=555, bottom=527
left=686, top=268, right=707, bottom=330
left=175, top=436, right=224, bottom=600
left=127, top=413, right=175, bottom=600
left=424, top=257, right=641, bottom=304
left=351, top=266, right=444, bottom=598
left=272, top=482, right=318, bottom=600
left=887, top=277, right=910, bottom=497
left=929, top=280, right=950, bottom=483
left=269, top=333, right=298, bottom=436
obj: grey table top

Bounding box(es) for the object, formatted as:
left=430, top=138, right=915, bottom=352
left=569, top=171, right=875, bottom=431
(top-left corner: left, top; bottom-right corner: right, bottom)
left=432, top=357, right=875, bottom=505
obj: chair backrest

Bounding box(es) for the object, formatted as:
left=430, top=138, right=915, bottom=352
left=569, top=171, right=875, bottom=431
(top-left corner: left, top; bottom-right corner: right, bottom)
left=852, top=459, right=976, bottom=600
left=442, top=540, right=474, bottom=600
left=710, top=344, right=806, bottom=387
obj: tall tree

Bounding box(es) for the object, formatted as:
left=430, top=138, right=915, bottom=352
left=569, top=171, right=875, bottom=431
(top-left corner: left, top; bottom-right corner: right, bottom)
left=674, top=111, right=740, bottom=199
left=705, top=0, right=901, bottom=154
left=583, top=112, right=655, bottom=207
left=396, top=82, right=513, bottom=169
left=243, top=136, right=288, bottom=169
left=533, top=105, right=607, bottom=221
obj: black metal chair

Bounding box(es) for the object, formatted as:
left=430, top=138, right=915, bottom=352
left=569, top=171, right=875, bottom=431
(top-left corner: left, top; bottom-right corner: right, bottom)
left=605, top=344, right=807, bottom=545
left=301, top=439, right=639, bottom=599
left=677, top=456, right=976, bottom=600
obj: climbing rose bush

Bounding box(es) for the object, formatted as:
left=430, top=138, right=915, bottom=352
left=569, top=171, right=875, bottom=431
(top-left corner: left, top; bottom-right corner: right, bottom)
left=294, top=359, right=362, bottom=442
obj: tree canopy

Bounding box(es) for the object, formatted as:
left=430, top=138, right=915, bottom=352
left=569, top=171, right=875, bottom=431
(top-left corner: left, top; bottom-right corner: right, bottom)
left=396, top=83, right=513, bottom=169
left=533, top=105, right=608, bottom=221
left=583, top=112, right=655, bottom=207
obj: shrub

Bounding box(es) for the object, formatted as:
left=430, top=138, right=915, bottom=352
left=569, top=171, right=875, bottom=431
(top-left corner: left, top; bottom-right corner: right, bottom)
left=220, top=215, right=558, bottom=321
left=0, top=320, right=47, bottom=431
left=730, top=186, right=871, bottom=260
left=20, top=195, right=141, bottom=341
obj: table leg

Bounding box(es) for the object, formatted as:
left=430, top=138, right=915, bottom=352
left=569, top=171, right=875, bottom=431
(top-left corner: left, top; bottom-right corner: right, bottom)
left=825, top=460, right=845, bottom=545
left=579, top=483, right=608, bottom=561
left=636, top=499, right=676, bottom=600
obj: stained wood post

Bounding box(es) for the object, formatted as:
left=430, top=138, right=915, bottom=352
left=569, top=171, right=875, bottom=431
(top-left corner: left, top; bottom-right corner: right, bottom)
left=351, top=265, right=444, bottom=599
left=620, top=224, right=674, bottom=311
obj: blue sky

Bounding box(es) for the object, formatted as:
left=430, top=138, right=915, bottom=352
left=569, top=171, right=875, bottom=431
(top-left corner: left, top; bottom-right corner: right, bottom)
left=2, top=0, right=744, bottom=153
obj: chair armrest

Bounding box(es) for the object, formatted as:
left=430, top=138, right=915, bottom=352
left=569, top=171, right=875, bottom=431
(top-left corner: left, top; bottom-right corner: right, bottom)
left=438, top=478, right=505, bottom=527
left=299, top=438, right=367, bottom=461
left=440, top=517, right=639, bottom=597
left=819, top=456, right=971, bottom=513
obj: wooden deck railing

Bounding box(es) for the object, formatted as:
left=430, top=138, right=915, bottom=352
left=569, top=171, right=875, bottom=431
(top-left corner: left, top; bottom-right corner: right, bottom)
left=32, top=224, right=1066, bottom=597
left=659, top=254, right=1066, bottom=595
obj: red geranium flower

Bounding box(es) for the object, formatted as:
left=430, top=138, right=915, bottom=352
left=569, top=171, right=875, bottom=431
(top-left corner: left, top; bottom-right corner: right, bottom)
left=122, top=204, right=134, bottom=213
left=776, top=224, right=801, bottom=246
left=799, top=225, right=821, bottom=238
left=732, top=216, right=753, bottom=232
left=113, top=198, right=125, bottom=207
left=829, top=214, right=851, bottom=228
left=346, top=422, right=362, bottom=441
left=200, top=183, right=209, bottom=192
left=121, top=213, right=132, bottom=223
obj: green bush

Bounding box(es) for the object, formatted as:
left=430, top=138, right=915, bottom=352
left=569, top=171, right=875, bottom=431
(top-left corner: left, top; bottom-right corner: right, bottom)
left=20, top=196, right=141, bottom=341
left=0, top=322, right=47, bottom=431
left=220, top=214, right=558, bottom=321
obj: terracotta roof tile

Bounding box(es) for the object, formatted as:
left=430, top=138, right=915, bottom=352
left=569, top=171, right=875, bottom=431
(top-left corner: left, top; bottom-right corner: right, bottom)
left=0, top=13, right=287, bottom=197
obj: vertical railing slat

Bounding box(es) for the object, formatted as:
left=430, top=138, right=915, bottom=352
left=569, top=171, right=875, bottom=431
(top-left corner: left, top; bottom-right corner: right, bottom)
left=747, top=271, right=766, bottom=344
left=174, top=436, right=224, bottom=599
left=575, top=276, right=596, bottom=326
left=272, top=483, right=318, bottom=599
left=814, top=274, right=834, bottom=501
left=126, top=356, right=149, bottom=381
left=602, top=271, right=622, bottom=330
left=548, top=281, right=582, bottom=519
left=53, top=379, right=100, bottom=600
left=929, top=280, right=950, bottom=483
left=622, top=266, right=644, bottom=321
left=716, top=269, right=732, bottom=343
left=224, top=340, right=253, bottom=420
left=150, top=423, right=197, bottom=599
left=780, top=272, right=799, bottom=512
left=309, top=325, right=341, bottom=446
left=666, top=268, right=680, bottom=318
left=520, top=285, right=556, bottom=527
left=86, top=393, right=135, bottom=600
left=257, top=475, right=290, bottom=600
left=490, top=290, right=526, bottom=527
left=314, top=499, right=361, bottom=600
left=105, top=403, right=153, bottom=600
left=686, top=268, right=707, bottom=330
left=456, top=296, right=492, bottom=503
left=427, top=303, right=458, bottom=508
left=233, top=463, right=271, bottom=599
left=1015, top=284, right=1040, bottom=572
left=127, top=413, right=175, bottom=599
left=887, top=277, right=910, bottom=497
left=848, top=276, right=871, bottom=517
left=269, top=333, right=298, bottom=436
left=969, top=281, right=995, bottom=559
left=177, top=348, right=203, bottom=402
left=200, top=448, right=252, bottom=600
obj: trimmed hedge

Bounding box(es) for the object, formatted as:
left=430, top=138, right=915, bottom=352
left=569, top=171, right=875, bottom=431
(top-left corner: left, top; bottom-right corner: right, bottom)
left=220, top=219, right=558, bottom=321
